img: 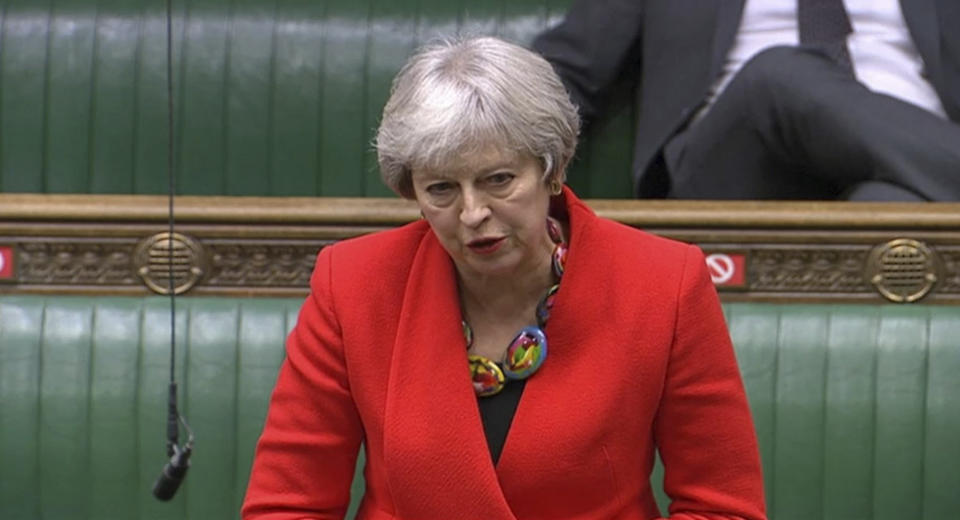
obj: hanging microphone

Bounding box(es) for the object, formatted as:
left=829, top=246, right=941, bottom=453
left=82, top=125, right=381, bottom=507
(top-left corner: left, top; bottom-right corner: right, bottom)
left=153, top=443, right=192, bottom=501
left=152, top=381, right=194, bottom=501
left=153, top=0, right=194, bottom=502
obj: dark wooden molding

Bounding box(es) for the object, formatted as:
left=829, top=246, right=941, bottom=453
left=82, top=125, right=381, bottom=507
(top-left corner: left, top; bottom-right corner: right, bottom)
left=2, top=194, right=959, bottom=303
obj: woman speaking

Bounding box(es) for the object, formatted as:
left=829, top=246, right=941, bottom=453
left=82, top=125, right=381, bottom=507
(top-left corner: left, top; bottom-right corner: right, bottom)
left=242, top=37, right=766, bottom=520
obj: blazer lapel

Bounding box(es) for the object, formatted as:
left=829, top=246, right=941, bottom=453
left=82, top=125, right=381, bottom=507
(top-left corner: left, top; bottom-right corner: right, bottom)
left=932, top=0, right=960, bottom=119
left=903, top=0, right=960, bottom=120
left=711, top=0, right=747, bottom=81
left=900, top=0, right=941, bottom=82
left=495, top=193, right=593, bottom=476
left=382, top=231, right=516, bottom=519
left=494, top=190, right=614, bottom=514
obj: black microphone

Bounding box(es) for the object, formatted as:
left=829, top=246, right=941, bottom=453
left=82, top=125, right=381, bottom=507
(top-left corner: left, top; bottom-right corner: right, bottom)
left=152, top=381, right=195, bottom=501
left=152, top=442, right=193, bottom=501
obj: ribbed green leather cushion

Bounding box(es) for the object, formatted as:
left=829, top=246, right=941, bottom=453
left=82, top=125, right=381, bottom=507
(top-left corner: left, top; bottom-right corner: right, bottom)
left=0, top=297, right=319, bottom=520
left=2, top=297, right=958, bottom=519
left=726, top=304, right=960, bottom=519
left=0, top=0, right=634, bottom=198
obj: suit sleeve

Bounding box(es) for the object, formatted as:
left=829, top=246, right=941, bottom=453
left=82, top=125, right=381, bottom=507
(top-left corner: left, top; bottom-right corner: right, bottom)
left=242, top=246, right=364, bottom=520
left=532, top=0, right=646, bottom=123
left=652, top=245, right=767, bottom=520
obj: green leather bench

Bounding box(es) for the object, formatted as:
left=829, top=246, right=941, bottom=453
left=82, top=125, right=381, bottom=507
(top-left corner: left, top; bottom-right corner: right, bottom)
left=2, top=295, right=958, bottom=519
left=0, top=0, right=634, bottom=199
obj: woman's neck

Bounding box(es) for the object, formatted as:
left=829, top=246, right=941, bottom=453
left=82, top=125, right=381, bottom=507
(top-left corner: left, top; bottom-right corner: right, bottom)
left=458, top=256, right=554, bottom=324
left=457, top=221, right=563, bottom=324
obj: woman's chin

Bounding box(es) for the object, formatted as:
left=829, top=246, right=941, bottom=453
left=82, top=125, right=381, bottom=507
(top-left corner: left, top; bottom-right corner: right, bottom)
left=459, top=252, right=520, bottom=280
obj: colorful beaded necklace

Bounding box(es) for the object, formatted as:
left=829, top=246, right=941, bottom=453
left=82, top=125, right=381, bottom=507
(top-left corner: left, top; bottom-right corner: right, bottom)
left=464, top=217, right=567, bottom=397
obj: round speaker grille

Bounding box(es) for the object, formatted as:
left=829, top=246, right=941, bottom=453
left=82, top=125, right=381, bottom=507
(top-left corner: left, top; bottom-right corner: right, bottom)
left=867, top=239, right=938, bottom=303
left=134, top=232, right=205, bottom=295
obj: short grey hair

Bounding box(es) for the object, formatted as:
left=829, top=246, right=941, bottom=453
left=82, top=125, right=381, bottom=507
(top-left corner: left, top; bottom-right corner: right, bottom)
left=376, top=36, right=580, bottom=199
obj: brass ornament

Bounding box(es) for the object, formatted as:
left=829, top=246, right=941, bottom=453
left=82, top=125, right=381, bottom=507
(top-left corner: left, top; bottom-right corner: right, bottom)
left=134, top=232, right=206, bottom=295
left=866, top=239, right=940, bottom=303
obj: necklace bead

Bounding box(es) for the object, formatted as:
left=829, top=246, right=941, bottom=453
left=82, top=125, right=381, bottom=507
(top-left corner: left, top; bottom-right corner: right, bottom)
left=502, top=326, right=548, bottom=379
left=468, top=355, right=506, bottom=397
left=551, top=243, right=568, bottom=277
left=536, top=284, right=559, bottom=327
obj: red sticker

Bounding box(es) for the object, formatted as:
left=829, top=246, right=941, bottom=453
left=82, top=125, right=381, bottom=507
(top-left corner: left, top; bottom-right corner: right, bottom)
left=705, top=253, right=746, bottom=287
left=0, top=246, right=14, bottom=279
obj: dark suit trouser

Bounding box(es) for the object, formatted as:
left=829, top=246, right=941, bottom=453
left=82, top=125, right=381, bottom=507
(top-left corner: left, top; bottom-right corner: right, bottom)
left=664, top=46, right=960, bottom=201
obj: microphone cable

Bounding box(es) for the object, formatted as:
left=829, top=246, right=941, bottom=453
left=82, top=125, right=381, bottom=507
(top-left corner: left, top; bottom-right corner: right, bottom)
left=152, top=0, right=195, bottom=502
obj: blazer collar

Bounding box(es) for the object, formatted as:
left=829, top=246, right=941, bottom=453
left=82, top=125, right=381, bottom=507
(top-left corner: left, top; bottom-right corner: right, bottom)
left=381, top=188, right=599, bottom=518
left=711, top=0, right=747, bottom=81
left=491, top=189, right=606, bottom=499
left=929, top=0, right=960, bottom=120
left=382, top=221, right=515, bottom=519
left=900, top=0, right=941, bottom=83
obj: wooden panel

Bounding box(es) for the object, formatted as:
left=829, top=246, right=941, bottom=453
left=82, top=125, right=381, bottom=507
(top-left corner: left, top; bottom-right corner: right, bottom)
left=2, top=194, right=960, bottom=302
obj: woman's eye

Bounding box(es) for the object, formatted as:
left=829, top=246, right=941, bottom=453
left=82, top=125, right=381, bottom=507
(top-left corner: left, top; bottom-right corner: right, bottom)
left=426, top=183, right=453, bottom=195
left=486, top=172, right=514, bottom=186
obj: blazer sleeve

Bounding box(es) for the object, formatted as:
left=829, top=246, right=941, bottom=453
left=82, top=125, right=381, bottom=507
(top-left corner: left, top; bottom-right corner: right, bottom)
left=652, top=245, right=767, bottom=520
left=532, top=0, right=646, bottom=123
left=242, top=246, right=364, bottom=520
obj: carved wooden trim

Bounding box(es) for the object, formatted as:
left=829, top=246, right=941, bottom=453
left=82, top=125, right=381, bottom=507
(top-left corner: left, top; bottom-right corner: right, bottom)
left=2, top=194, right=959, bottom=303
left=4, top=194, right=960, bottom=228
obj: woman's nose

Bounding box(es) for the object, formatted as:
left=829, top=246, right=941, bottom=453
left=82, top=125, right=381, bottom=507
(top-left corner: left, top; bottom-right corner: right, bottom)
left=459, top=189, right=491, bottom=227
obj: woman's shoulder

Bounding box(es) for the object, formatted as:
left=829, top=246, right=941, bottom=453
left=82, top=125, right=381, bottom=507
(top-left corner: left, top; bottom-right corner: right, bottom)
left=582, top=212, right=695, bottom=264
left=564, top=190, right=694, bottom=266
left=568, top=213, right=709, bottom=310
left=318, top=220, right=431, bottom=280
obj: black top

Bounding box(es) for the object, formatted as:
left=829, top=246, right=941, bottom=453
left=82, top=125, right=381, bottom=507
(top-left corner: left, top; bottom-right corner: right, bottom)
left=476, top=379, right=526, bottom=466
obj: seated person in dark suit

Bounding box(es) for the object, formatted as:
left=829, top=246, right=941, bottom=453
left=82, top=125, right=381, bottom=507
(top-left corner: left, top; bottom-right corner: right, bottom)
left=533, top=0, right=960, bottom=201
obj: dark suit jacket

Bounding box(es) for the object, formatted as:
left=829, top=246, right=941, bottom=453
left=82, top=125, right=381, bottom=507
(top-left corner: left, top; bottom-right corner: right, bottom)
left=533, top=0, right=960, bottom=197
left=242, top=188, right=765, bottom=519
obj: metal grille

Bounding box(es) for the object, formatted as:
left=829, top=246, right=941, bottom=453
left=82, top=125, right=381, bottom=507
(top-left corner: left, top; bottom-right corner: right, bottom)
left=134, top=232, right=205, bottom=295
left=868, top=239, right=938, bottom=303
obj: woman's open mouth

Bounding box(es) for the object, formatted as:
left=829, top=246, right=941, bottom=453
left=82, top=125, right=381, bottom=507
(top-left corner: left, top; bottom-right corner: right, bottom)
left=467, top=237, right=505, bottom=255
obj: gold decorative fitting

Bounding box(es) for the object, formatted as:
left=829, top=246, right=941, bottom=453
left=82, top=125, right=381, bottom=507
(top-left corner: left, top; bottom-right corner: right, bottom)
left=134, top=232, right=206, bottom=295
left=866, top=239, right=940, bottom=303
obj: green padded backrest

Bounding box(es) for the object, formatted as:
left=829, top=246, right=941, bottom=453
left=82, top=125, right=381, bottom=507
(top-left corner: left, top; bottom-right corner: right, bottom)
left=2, top=297, right=958, bottom=519
left=0, top=297, right=309, bottom=520
left=0, top=0, right=634, bottom=198
left=724, top=304, right=960, bottom=520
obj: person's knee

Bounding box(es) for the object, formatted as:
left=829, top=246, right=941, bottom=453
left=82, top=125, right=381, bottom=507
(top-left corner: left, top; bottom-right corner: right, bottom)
left=734, top=46, right=811, bottom=94
left=842, top=181, right=928, bottom=201
left=729, top=45, right=848, bottom=115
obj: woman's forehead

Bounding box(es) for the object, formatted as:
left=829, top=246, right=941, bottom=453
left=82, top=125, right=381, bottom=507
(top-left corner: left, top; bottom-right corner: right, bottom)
left=415, top=145, right=528, bottom=178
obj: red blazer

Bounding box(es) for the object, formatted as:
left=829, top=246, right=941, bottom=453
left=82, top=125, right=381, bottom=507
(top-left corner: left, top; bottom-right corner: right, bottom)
left=242, top=189, right=766, bottom=520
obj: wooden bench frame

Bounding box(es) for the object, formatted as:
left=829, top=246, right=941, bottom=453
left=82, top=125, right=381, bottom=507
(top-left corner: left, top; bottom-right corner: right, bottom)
left=2, top=194, right=959, bottom=303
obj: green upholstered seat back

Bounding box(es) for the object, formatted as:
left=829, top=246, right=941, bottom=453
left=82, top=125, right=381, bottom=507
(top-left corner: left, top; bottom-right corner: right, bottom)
left=0, top=0, right=634, bottom=199
left=0, top=297, right=303, bottom=520
left=724, top=304, right=960, bottom=519
left=2, top=296, right=959, bottom=519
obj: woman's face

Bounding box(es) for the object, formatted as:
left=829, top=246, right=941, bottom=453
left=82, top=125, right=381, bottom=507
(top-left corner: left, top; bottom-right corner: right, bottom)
left=411, top=147, right=555, bottom=282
